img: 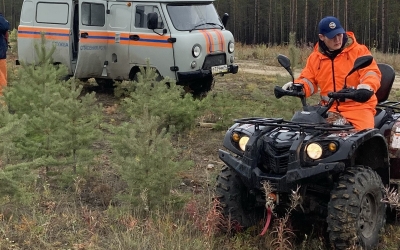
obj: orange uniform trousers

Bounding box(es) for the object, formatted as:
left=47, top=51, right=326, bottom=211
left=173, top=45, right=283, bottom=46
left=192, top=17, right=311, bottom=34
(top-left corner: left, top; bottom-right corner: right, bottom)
left=338, top=107, right=376, bottom=131
left=0, top=59, right=6, bottom=95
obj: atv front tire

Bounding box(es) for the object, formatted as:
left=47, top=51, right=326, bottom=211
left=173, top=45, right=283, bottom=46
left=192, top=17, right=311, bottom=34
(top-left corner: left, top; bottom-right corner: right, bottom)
left=327, top=166, right=385, bottom=249
left=215, top=165, right=263, bottom=230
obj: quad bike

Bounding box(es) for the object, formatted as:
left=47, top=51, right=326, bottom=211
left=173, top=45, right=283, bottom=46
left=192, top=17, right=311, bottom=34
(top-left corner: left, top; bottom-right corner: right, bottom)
left=215, top=54, right=398, bottom=249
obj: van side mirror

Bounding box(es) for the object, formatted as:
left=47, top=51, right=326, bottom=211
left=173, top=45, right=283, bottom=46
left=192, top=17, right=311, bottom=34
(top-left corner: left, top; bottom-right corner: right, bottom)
left=147, top=12, right=159, bottom=30
left=222, top=13, right=229, bottom=27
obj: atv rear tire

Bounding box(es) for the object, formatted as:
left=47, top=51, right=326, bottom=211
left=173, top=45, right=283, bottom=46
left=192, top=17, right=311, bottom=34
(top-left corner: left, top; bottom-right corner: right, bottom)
left=327, top=166, right=385, bottom=249
left=215, top=165, right=263, bottom=230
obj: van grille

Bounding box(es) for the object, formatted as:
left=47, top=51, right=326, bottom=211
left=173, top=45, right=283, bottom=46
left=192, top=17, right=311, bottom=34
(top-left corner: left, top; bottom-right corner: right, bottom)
left=202, top=54, right=226, bottom=70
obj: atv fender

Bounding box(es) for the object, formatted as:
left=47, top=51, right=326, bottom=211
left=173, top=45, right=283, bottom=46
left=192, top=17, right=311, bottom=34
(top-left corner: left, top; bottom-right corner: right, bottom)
left=351, top=132, right=390, bottom=186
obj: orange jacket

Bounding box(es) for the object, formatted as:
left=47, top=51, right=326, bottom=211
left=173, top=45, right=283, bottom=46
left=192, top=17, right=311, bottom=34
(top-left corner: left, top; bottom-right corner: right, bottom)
left=295, top=32, right=381, bottom=129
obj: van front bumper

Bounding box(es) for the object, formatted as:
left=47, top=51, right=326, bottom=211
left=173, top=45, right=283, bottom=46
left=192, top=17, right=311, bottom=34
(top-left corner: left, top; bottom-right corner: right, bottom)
left=177, top=64, right=239, bottom=82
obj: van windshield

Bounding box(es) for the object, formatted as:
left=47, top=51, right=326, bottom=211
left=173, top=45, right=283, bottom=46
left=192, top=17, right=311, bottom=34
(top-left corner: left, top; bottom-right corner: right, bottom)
left=167, top=4, right=223, bottom=31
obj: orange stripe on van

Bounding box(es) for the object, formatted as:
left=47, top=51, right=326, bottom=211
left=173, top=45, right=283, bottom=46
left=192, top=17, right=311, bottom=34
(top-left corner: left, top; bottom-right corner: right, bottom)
left=80, top=39, right=110, bottom=44
left=130, top=41, right=172, bottom=48
left=18, top=26, right=70, bottom=34
left=127, top=33, right=172, bottom=48
left=199, top=30, right=211, bottom=53
left=18, top=26, right=70, bottom=40
left=213, top=29, right=225, bottom=52
left=79, top=30, right=115, bottom=45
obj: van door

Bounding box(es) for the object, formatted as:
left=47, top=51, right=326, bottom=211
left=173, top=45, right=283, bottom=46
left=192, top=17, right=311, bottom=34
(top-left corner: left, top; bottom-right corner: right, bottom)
left=74, top=0, right=108, bottom=78
left=129, top=3, right=175, bottom=80
left=18, top=0, right=73, bottom=71
left=106, top=2, right=132, bottom=80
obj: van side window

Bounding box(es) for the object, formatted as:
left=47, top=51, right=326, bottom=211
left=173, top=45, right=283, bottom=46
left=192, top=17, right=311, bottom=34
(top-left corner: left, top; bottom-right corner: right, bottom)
left=36, top=3, right=69, bottom=24
left=135, top=5, right=164, bottom=29
left=81, top=2, right=105, bottom=26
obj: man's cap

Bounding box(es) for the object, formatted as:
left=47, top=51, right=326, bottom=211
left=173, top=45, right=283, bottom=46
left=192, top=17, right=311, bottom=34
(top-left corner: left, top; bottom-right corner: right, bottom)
left=318, top=16, right=345, bottom=39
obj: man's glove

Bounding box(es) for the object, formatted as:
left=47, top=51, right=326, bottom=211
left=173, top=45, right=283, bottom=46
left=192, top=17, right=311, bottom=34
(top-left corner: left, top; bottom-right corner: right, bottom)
left=328, top=88, right=373, bottom=103
left=352, top=89, right=373, bottom=103
left=282, top=81, right=293, bottom=90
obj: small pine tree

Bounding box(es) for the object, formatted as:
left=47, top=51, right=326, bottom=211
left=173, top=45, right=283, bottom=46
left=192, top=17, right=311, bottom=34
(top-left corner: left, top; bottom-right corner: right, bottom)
left=115, top=63, right=201, bottom=132
left=0, top=103, right=27, bottom=165
left=53, top=79, right=103, bottom=173
left=288, top=32, right=299, bottom=69
left=4, top=36, right=103, bottom=174
left=108, top=109, right=192, bottom=210
left=0, top=101, right=34, bottom=200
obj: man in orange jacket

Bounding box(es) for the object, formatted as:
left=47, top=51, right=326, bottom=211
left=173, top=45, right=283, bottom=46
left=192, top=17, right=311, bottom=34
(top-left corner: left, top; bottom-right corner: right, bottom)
left=282, top=16, right=381, bottom=130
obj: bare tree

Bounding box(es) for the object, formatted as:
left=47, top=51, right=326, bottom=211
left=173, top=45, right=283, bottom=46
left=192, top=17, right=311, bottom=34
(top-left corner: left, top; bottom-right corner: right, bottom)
left=381, top=0, right=385, bottom=52
left=304, top=0, right=308, bottom=44
left=336, top=0, right=340, bottom=18
left=344, top=0, right=348, bottom=30
left=253, top=0, right=258, bottom=44
left=268, top=0, right=272, bottom=45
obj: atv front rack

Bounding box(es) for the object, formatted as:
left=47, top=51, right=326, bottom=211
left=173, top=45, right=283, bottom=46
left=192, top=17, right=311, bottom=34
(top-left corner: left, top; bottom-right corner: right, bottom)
left=234, top=117, right=355, bottom=132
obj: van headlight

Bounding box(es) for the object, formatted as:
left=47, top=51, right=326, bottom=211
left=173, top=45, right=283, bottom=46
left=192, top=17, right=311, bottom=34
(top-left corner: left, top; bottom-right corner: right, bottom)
left=228, top=42, right=235, bottom=53
left=192, top=44, right=201, bottom=58
left=306, top=143, right=323, bottom=160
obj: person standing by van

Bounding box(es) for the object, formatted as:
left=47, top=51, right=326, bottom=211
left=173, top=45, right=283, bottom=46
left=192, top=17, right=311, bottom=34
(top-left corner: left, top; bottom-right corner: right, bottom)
left=0, top=12, right=9, bottom=95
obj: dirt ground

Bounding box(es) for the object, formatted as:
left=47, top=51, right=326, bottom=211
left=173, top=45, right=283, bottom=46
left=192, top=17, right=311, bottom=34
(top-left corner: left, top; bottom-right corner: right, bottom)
left=236, top=60, right=400, bottom=89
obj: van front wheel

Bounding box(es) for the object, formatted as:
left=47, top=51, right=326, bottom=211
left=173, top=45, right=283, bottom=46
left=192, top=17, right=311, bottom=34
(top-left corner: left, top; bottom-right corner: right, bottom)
left=95, top=78, right=114, bottom=88
left=186, top=76, right=214, bottom=97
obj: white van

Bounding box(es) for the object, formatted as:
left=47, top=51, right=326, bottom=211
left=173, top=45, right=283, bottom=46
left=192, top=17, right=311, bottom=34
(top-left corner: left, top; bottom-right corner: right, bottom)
left=17, top=0, right=238, bottom=94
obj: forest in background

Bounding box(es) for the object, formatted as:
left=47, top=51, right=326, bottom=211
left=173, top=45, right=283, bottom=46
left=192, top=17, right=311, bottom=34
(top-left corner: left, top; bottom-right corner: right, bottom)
left=3, top=0, right=400, bottom=52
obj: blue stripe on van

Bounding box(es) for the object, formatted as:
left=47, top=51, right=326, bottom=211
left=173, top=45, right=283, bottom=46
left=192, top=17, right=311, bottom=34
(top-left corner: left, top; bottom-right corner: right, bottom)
left=86, top=36, right=114, bottom=40
left=139, top=39, right=169, bottom=44
left=18, top=30, right=69, bottom=36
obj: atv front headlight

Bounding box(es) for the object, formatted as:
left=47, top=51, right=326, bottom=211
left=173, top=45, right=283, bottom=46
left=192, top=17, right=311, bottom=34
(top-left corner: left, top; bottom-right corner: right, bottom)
left=239, top=136, right=250, bottom=151
left=306, top=143, right=323, bottom=160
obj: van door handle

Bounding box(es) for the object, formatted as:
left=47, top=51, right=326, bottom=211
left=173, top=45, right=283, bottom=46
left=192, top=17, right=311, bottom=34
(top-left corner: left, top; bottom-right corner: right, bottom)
left=129, top=35, right=140, bottom=41
left=81, top=32, right=89, bottom=38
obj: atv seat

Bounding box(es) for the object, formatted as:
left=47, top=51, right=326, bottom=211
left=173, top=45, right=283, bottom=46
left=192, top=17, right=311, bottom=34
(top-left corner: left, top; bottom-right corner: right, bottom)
left=374, top=63, right=395, bottom=128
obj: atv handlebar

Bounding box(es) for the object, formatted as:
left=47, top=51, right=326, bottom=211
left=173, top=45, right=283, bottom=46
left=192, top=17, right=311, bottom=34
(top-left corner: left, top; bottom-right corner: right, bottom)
left=327, top=88, right=357, bottom=102
left=274, top=85, right=305, bottom=99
